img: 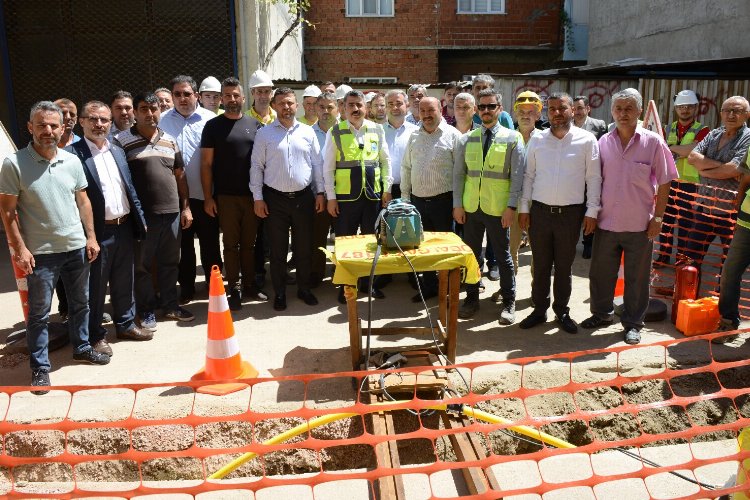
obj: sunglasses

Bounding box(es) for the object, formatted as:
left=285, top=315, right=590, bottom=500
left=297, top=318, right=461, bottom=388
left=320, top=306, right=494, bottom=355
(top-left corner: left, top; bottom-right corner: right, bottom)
left=477, top=104, right=499, bottom=111
left=515, top=96, right=540, bottom=104
left=173, top=91, right=194, bottom=98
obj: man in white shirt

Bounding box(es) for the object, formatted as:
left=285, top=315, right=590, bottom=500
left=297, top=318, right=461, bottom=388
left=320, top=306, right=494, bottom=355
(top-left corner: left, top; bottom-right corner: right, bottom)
left=251, top=88, right=324, bottom=311
left=68, top=100, right=151, bottom=356
left=401, top=97, right=461, bottom=301
left=518, top=92, right=602, bottom=333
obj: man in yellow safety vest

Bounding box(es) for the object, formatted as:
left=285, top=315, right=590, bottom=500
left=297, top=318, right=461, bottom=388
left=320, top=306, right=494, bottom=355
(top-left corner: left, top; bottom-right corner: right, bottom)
left=656, top=90, right=709, bottom=265
left=453, top=88, right=525, bottom=323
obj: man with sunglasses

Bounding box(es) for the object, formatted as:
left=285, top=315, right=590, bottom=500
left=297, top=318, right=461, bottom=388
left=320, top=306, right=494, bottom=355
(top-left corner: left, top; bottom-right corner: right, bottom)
left=68, top=101, right=149, bottom=356
left=453, top=88, right=524, bottom=323
left=160, top=75, right=222, bottom=306
left=518, top=92, right=601, bottom=334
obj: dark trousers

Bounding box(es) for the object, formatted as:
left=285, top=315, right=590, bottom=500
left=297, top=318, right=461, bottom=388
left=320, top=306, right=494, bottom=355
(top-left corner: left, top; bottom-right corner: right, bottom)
left=265, top=186, right=315, bottom=296
left=464, top=209, right=515, bottom=301
left=217, top=195, right=258, bottom=290
left=178, top=198, right=222, bottom=296
left=589, top=228, right=652, bottom=330
left=528, top=202, right=584, bottom=317
left=336, top=198, right=380, bottom=237
left=89, top=221, right=136, bottom=343
left=685, top=207, right=736, bottom=264
left=719, top=224, right=750, bottom=327
left=135, top=212, right=181, bottom=313
left=311, top=209, right=332, bottom=279
left=412, top=192, right=453, bottom=292
left=658, top=181, right=697, bottom=258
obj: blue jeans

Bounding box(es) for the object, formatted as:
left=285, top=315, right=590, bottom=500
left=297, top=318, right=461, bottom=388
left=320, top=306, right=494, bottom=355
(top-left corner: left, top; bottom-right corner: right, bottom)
left=26, top=247, right=91, bottom=371
left=135, top=212, right=181, bottom=313
left=719, top=225, right=750, bottom=328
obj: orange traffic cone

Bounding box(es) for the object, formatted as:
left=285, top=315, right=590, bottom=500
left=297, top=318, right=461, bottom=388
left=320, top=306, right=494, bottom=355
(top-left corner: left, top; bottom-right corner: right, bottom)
left=192, top=265, right=258, bottom=395
left=614, top=255, right=625, bottom=298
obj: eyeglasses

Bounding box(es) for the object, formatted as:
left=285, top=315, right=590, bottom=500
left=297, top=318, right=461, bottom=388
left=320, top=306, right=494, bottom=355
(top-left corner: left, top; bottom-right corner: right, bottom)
left=82, top=116, right=111, bottom=124
left=173, top=91, right=194, bottom=98
left=720, top=108, right=747, bottom=116
left=515, top=96, right=540, bottom=104
left=477, top=104, right=499, bottom=111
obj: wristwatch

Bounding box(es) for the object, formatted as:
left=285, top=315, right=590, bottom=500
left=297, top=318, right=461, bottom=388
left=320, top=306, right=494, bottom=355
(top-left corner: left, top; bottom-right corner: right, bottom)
left=653, top=216, right=663, bottom=223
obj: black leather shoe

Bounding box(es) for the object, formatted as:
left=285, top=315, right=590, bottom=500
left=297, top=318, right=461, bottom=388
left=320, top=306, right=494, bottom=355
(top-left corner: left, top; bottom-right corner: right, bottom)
left=556, top=313, right=578, bottom=334
left=580, top=315, right=614, bottom=329
left=519, top=313, right=547, bottom=329
left=273, top=294, right=287, bottom=311
left=297, top=289, right=318, bottom=306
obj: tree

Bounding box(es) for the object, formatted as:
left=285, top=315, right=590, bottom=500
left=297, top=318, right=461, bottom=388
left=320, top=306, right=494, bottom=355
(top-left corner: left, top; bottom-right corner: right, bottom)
left=260, top=0, right=311, bottom=71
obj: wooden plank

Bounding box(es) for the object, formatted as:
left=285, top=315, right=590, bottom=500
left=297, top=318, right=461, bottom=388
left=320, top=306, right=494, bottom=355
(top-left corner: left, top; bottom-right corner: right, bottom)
left=446, top=268, right=461, bottom=363
left=441, top=409, right=491, bottom=495
left=438, top=269, right=448, bottom=325
left=346, top=285, right=361, bottom=369
left=371, top=409, right=399, bottom=500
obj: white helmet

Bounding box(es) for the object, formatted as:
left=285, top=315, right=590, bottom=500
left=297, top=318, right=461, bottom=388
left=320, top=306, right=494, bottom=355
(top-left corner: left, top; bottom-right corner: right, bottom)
left=674, top=90, right=699, bottom=106
left=303, top=85, right=322, bottom=98
left=248, top=69, right=274, bottom=89
left=334, top=84, right=353, bottom=101
left=199, top=76, right=221, bottom=93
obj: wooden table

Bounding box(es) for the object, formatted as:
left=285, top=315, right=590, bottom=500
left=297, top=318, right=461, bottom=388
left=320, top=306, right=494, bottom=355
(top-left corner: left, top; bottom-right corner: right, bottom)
left=329, top=232, right=480, bottom=370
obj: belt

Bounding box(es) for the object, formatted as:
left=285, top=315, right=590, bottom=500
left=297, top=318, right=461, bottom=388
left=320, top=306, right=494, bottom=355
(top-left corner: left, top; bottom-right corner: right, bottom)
left=105, top=214, right=129, bottom=225
left=532, top=201, right=584, bottom=214
left=412, top=192, right=452, bottom=202
left=264, top=185, right=311, bottom=199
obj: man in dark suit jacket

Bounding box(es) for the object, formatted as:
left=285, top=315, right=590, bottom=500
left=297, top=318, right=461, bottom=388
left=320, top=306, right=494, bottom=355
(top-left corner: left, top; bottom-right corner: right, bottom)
left=67, top=100, right=150, bottom=356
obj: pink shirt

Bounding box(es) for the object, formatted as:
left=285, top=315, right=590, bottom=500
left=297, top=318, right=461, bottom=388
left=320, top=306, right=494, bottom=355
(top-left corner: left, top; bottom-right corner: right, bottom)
left=598, top=127, right=677, bottom=232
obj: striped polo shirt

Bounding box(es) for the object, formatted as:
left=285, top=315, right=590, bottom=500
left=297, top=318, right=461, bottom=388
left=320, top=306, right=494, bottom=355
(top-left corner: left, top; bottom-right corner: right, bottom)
left=116, top=127, right=184, bottom=214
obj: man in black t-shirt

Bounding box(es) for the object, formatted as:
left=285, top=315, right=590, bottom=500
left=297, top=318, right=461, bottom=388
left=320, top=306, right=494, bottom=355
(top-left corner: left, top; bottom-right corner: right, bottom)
left=201, top=77, right=268, bottom=310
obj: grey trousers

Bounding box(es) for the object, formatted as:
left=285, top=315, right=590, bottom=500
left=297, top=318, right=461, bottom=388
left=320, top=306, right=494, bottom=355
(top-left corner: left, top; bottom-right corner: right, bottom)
left=589, top=228, right=652, bottom=330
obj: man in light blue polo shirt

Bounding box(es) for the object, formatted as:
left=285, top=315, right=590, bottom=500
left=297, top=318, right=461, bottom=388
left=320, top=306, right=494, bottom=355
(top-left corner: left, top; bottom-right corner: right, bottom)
left=0, top=101, right=110, bottom=395
left=159, top=74, right=222, bottom=304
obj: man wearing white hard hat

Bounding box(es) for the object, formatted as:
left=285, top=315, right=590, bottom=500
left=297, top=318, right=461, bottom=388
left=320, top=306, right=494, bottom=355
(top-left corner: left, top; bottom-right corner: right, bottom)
left=655, top=90, right=709, bottom=265
left=334, top=84, right=352, bottom=117
left=246, top=69, right=276, bottom=127
left=198, top=76, right=223, bottom=114
left=245, top=69, right=277, bottom=290
left=300, top=85, right=321, bottom=126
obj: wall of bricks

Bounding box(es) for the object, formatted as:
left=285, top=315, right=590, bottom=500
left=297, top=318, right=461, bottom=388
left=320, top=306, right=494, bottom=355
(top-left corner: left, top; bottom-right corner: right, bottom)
left=305, top=0, right=563, bottom=83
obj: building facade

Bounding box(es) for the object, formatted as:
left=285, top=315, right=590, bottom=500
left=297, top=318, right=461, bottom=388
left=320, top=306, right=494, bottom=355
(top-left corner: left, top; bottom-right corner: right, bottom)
left=305, top=0, right=564, bottom=84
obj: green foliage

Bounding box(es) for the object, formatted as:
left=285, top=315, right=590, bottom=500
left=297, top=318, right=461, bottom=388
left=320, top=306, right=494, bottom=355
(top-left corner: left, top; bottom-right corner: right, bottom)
left=560, top=8, right=576, bottom=52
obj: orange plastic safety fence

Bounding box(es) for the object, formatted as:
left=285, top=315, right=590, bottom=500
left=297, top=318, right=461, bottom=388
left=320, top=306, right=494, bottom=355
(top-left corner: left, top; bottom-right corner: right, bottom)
left=652, top=179, right=750, bottom=318
left=1, top=331, right=750, bottom=499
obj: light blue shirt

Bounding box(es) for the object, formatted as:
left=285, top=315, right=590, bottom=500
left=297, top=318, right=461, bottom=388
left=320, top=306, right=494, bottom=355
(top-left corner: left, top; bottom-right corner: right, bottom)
left=250, top=119, right=324, bottom=199
left=312, top=122, right=329, bottom=151
left=384, top=119, right=418, bottom=185
left=158, top=106, right=216, bottom=200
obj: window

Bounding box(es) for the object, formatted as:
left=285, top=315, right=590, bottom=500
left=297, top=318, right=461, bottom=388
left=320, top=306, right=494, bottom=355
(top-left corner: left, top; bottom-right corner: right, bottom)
left=457, top=0, right=505, bottom=14
left=348, top=77, right=398, bottom=84
left=346, top=0, right=394, bottom=17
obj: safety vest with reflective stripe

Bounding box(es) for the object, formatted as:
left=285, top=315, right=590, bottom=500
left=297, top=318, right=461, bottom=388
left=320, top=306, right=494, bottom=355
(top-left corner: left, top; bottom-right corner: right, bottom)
left=666, top=121, right=703, bottom=183
left=331, top=120, right=381, bottom=201
left=462, top=128, right=516, bottom=216
left=738, top=149, right=750, bottom=230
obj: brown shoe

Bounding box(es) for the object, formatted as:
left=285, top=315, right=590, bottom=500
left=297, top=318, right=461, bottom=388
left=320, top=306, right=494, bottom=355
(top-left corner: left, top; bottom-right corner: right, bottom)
left=92, top=339, right=113, bottom=356
left=116, top=326, right=154, bottom=341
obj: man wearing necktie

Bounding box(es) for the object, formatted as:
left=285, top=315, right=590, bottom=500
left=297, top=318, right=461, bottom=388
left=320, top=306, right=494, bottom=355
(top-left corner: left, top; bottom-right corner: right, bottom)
left=453, top=89, right=526, bottom=323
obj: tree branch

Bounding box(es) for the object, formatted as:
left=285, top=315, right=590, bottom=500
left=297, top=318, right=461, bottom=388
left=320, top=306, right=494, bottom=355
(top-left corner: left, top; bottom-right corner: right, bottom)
left=261, top=0, right=304, bottom=70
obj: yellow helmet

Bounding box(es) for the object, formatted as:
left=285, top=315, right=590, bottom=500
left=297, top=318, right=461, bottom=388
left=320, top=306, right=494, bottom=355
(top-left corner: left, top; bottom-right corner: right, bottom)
left=514, top=90, right=543, bottom=112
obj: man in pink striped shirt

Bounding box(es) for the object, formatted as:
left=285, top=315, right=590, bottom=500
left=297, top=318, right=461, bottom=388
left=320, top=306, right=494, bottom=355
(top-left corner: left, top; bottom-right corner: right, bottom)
left=580, top=89, right=677, bottom=345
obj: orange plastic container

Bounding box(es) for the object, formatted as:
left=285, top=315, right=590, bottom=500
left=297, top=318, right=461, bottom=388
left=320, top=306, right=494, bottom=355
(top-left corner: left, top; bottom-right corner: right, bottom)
left=675, top=297, right=720, bottom=336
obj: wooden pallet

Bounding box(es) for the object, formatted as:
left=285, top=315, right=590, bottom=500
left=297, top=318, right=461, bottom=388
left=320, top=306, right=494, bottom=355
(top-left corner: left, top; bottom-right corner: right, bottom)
left=363, top=351, right=500, bottom=499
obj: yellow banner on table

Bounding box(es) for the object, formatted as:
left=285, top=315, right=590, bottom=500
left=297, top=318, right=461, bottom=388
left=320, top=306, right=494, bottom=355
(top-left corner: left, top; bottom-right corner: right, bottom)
left=326, top=232, right=481, bottom=286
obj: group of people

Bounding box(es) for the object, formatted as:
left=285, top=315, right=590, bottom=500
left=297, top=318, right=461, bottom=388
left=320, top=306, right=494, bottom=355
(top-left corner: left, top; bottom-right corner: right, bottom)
left=2, top=68, right=749, bottom=393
